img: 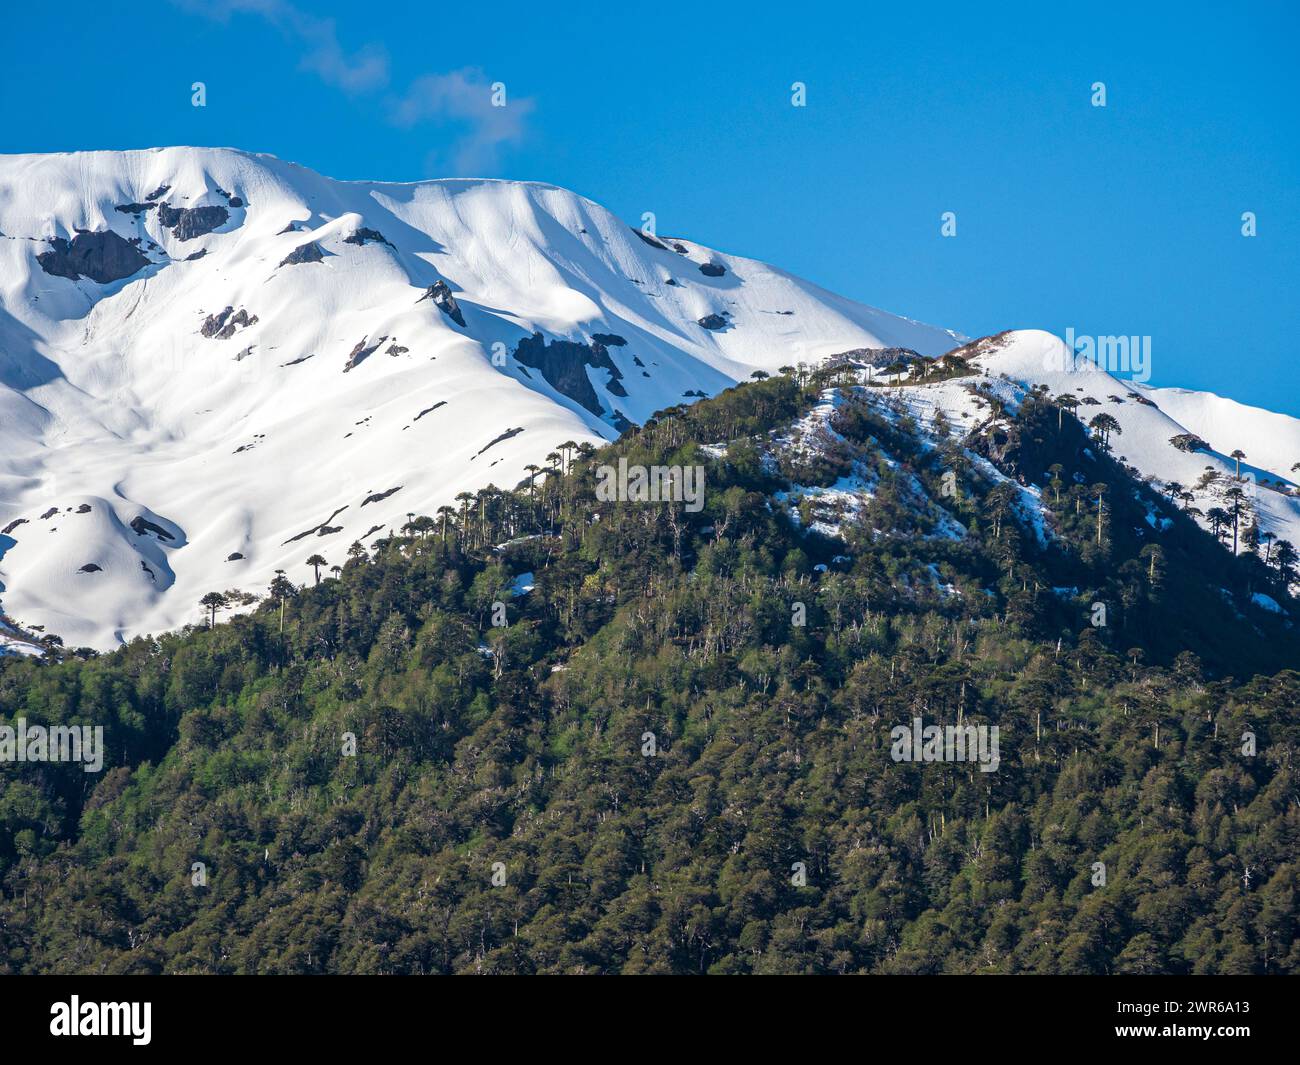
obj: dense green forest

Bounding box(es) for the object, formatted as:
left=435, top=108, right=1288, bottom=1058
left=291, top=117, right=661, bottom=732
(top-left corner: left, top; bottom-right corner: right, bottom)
left=1, top=370, right=1297, bottom=974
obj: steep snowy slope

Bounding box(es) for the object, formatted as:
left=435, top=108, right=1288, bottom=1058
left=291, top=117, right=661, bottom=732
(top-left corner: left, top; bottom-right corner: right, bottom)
left=884, top=330, right=1300, bottom=567
left=1142, top=385, right=1300, bottom=484
left=0, top=147, right=961, bottom=649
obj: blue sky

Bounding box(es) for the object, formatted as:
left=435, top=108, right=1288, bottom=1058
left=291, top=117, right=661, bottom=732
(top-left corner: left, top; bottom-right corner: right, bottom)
left=3, top=0, right=1297, bottom=413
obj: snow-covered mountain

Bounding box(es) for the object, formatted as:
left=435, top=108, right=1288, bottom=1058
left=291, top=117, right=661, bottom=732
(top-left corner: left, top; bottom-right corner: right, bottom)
left=872, top=330, right=1300, bottom=583
left=0, top=147, right=964, bottom=650
left=1, top=149, right=1296, bottom=652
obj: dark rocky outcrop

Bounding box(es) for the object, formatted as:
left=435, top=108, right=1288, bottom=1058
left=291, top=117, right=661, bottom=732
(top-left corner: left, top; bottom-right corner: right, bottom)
left=473, top=427, right=524, bottom=458
left=279, top=241, right=325, bottom=267
left=632, top=228, right=669, bottom=251
left=417, top=280, right=465, bottom=327
left=115, top=202, right=156, bottom=216
left=1, top=518, right=28, bottom=536
left=185, top=249, right=207, bottom=262
left=78, top=563, right=102, bottom=573
left=283, top=506, right=348, bottom=545
left=512, top=333, right=626, bottom=416
left=144, top=184, right=170, bottom=202
left=129, top=515, right=175, bottom=541
left=386, top=344, right=408, bottom=356
left=201, top=306, right=258, bottom=339
left=75, top=504, right=92, bottom=514
left=343, top=336, right=384, bottom=373
left=591, top=333, right=627, bottom=347
left=361, top=487, right=402, bottom=507
left=699, top=262, right=726, bottom=277
left=224, top=308, right=257, bottom=335
left=697, top=313, right=728, bottom=330
left=227, top=552, right=244, bottom=561
left=37, top=230, right=150, bottom=284
left=201, top=307, right=233, bottom=338
left=413, top=401, right=446, bottom=421
left=344, top=227, right=393, bottom=247
left=157, top=203, right=229, bottom=241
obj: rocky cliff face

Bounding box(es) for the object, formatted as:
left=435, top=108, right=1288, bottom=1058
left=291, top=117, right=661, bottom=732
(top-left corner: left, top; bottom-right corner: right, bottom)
left=36, top=230, right=150, bottom=283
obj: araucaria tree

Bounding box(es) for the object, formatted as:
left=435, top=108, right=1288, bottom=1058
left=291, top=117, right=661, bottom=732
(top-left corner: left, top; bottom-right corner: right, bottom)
left=306, top=554, right=327, bottom=585
left=1088, top=412, right=1121, bottom=452
left=200, top=591, right=227, bottom=629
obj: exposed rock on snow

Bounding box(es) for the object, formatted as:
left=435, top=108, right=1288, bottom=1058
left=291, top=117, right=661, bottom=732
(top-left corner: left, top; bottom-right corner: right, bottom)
left=343, top=336, right=383, bottom=372
left=632, top=228, right=669, bottom=250
left=413, top=401, right=446, bottom=421
left=474, top=427, right=524, bottom=458
left=512, top=333, right=626, bottom=417
left=129, top=516, right=175, bottom=541
left=278, top=241, right=325, bottom=267
left=37, top=230, right=150, bottom=283
left=157, top=203, right=229, bottom=241
left=283, top=507, right=349, bottom=545
left=417, top=280, right=465, bottom=327
left=201, top=306, right=258, bottom=338
left=343, top=227, right=393, bottom=247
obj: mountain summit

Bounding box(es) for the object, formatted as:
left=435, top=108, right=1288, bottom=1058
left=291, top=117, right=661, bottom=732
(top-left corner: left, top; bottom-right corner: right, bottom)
left=1, top=148, right=1296, bottom=650
left=0, top=147, right=958, bottom=649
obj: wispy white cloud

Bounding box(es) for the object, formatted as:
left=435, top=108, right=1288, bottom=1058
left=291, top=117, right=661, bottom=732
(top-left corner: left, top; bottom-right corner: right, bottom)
left=391, top=69, right=535, bottom=176
left=174, top=0, right=390, bottom=93
left=172, top=1, right=533, bottom=175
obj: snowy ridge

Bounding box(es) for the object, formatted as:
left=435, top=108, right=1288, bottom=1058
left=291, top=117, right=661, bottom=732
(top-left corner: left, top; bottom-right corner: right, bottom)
left=887, top=330, right=1300, bottom=576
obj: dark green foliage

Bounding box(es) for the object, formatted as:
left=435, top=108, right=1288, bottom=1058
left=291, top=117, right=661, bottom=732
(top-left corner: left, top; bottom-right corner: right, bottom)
left=1, top=376, right=1296, bottom=974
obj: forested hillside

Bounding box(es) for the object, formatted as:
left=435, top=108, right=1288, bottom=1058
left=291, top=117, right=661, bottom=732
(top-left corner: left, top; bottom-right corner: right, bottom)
left=1, top=372, right=1297, bottom=974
